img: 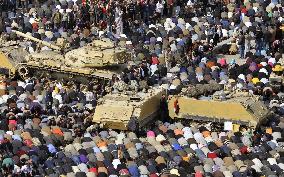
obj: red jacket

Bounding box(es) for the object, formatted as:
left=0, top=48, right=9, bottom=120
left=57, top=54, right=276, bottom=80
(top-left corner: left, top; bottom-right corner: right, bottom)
left=240, top=146, right=248, bottom=154
left=207, top=152, right=218, bottom=159
left=89, top=167, right=98, bottom=175
left=151, top=57, right=159, bottom=65
left=241, top=8, right=247, bottom=14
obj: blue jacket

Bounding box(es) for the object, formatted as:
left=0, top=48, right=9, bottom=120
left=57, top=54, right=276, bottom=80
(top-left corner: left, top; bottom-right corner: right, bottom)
left=47, top=144, right=57, bottom=154
left=128, top=165, right=140, bottom=177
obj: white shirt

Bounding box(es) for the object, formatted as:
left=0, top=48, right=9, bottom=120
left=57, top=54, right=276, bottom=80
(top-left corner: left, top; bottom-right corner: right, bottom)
left=190, top=143, right=198, bottom=150
left=187, top=0, right=194, bottom=6
left=2, top=95, right=9, bottom=103
left=150, top=64, right=158, bottom=76
left=112, top=159, right=121, bottom=169
left=183, top=130, right=193, bottom=139
left=252, top=158, right=263, bottom=168
left=278, top=163, right=284, bottom=170
left=18, top=81, right=26, bottom=88
left=156, top=134, right=166, bottom=142
left=85, top=91, right=94, bottom=102
left=267, top=158, right=277, bottom=165
left=170, top=43, right=177, bottom=52
left=54, top=94, right=63, bottom=104
left=272, top=132, right=281, bottom=141
left=36, top=95, right=44, bottom=103
left=194, top=132, right=206, bottom=144
left=56, top=82, right=63, bottom=90
left=156, top=2, right=164, bottom=13
left=169, top=84, right=176, bottom=90
left=196, top=74, right=203, bottom=82
left=19, top=93, right=28, bottom=101
left=268, top=57, right=276, bottom=65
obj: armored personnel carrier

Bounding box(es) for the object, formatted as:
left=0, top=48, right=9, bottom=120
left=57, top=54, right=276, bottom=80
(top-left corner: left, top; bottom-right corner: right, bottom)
left=11, top=30, right=130, bottom=82
left=93, top=87, right=165, bottom=130
left=269, top=63, right=283, bottom=92
left=269, top=74, right=283, bottom=92
left=168, top=89, right=272, bottom=128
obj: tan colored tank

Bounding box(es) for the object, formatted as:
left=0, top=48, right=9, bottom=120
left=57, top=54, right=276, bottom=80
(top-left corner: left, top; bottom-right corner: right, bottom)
left=93, top=87, right=165, bottom=130
left=12, top=30, right=131, bottom=82
left=168, top=90, right=271, bottom=128
left=0, top=39, right=28, bottom=77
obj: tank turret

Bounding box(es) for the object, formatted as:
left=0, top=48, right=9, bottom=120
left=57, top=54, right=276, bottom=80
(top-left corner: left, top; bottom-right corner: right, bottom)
left=0, top=37, right=28, bottom=77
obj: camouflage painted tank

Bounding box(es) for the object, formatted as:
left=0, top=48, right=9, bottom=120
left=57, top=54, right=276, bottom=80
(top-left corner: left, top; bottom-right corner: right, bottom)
left=12, top=30, right=130, bottom=82
left=93, top=87, right=165, bottom=130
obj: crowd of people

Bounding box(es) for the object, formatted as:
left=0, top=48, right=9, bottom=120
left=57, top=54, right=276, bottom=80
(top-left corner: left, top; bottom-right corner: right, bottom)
left=0, top=0, right=284, bottom=176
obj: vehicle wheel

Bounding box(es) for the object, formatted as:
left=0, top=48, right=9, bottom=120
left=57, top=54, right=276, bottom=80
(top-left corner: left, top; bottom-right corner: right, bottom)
left=18, top=66, right=29, bottom=79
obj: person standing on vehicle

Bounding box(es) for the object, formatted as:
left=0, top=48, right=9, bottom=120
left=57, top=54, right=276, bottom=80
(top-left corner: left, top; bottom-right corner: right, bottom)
left=160, top=94, right=169, bottom=122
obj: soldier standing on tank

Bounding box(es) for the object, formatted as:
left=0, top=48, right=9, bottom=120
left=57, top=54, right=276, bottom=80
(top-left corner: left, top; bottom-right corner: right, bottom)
left=159, top=94, right=169, bottom=122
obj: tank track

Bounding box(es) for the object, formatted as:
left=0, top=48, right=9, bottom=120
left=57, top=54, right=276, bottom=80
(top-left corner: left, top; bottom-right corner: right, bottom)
left=18, top=64, right=112, bottom=83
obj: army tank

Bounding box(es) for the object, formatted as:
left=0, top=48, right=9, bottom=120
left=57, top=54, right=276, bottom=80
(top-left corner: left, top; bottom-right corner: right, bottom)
left=0, top=38, right=28, bottom=77
left=11, top=30, right=131, bottom=83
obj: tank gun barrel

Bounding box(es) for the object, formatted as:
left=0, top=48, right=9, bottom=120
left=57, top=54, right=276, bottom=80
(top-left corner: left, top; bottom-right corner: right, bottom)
left=12, top=30, right=61, bottom=51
